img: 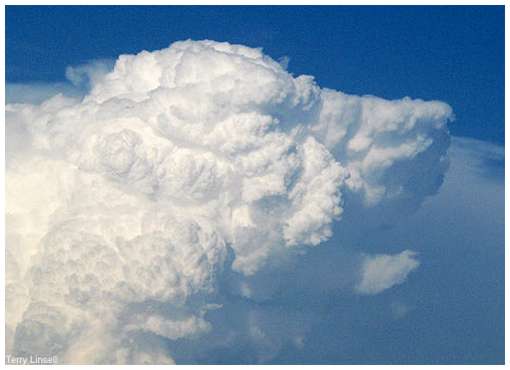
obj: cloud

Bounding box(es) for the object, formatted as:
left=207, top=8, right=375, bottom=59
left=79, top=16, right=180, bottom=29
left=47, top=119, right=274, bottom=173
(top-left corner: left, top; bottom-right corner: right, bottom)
left=277, top=55, right=290, bottom=69
left=65, top=59, right=115, bottom=89
left=6, top=40, right=452, bottom=363
left=6, top=59, right=114, bottom=105
left=6, top=82, right=82, bottom=104
left=355, top=250, right=420, bottom=295
left=169, top=137, right=503, bottom=364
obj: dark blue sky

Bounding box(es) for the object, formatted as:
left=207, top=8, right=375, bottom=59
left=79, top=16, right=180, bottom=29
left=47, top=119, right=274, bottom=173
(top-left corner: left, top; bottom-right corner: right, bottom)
left=6, top=6, right=504, bottom=144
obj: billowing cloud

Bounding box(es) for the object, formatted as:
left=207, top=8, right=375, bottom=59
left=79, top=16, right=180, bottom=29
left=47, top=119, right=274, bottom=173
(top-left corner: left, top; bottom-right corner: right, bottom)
left=355, top=250, right=420, bottom=295
left=6, top=59, right=114, bottom=105
left=6, top=40, right=452, bottom=363
left=64, top=59, right=115, bottom=89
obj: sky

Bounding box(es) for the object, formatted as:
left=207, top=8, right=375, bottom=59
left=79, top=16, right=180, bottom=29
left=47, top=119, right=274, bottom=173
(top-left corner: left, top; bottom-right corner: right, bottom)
left=5, top=6, right=505, bottom=365
left=6, top=6, right=504, bottom=144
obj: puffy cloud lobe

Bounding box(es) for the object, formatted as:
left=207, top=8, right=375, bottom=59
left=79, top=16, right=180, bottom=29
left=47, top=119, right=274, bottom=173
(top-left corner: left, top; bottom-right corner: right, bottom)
left=312, top=89, right=452, bottom=206
left=355, top=250, right=420, bottom=295
left=6, top=40, right=452, bottom=363
left=65, top=59, right=114, bottom=90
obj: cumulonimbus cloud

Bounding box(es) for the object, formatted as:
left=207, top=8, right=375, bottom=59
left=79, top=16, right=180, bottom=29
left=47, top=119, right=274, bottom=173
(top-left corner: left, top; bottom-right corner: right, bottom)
left=6, top=40, right=453, bottom=363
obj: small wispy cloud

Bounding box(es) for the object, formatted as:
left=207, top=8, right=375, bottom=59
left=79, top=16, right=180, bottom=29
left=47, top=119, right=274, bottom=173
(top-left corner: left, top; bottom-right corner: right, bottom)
left=355, top=250, right=420, bottom=295
left=6, top=59, right=114, bottom=104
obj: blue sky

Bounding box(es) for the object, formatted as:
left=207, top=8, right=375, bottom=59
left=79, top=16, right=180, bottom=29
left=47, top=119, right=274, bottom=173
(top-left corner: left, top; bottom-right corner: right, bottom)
left=6, top=6, right=504, bottom=144
left=5, top=6, right=504, bottom=364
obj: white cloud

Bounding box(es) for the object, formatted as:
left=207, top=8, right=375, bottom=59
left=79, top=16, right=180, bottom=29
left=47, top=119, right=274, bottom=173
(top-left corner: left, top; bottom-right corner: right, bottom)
left=65, top=59, right=114, bottom=89
left=6, top=82, right=82, bottom=104
left=355, top=250, right=420, bottom=295
left=6, top=40, right=452, bottom=363
left=151, top=136, right=503, bottom=363
left=6, top=59, right=114, bottom=105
